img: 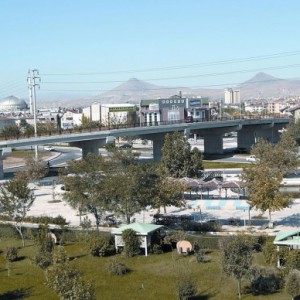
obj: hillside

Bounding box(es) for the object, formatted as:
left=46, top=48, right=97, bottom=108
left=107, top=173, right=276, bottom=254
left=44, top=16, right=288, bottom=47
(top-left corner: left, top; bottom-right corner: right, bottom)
left=39, top=72, right=300, bottom=107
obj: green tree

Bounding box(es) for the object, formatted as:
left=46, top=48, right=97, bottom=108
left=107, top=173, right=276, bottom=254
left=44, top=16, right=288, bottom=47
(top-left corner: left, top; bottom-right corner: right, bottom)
left=0, top=173, right=35, bottom=246
left=287, top=121, right=300, bottom=145
left=152, top=177, right=186, bottom=214
left=122, top=229, right=141, bottom=257
left=45, top=251, right=95, bottom=300
left=242, top=163, right=290, bottom=220
left=175, top=263, right=197, bottom=300
left=61, top=154, right=109, bottom=228
left=160, top=132, right=203, bottom=178
left=286, top=269, right=300, bottom=300
left=219, top=236, right=253, bottom=299
left=32, top=224, right=54, bottom=269
left=24, top=156, right=48, bottom=181
left=242, top=135, right=297, bottom=220
left=104, top=163, right=153, bottom=224
left=1, top=125, right=20, bottom=139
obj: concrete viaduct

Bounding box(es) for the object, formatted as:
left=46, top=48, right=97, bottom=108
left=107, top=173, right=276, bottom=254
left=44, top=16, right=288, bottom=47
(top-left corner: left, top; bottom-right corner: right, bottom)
left=0, top=117, right=290, bottom=179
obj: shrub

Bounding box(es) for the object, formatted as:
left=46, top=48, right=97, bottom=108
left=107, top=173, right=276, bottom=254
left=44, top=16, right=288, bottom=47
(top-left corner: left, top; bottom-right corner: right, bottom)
left=175, top=276, right=197, bottom=300
left=32, top=250, right=53, bottom=269
left=87, top=235, right=111, bottom=257
left=262, top=239, right=278, bottom=265
left=32, top=225, right=54, bottom=269
left=5, top=246, right=18, bottom=262
left=152, top=243, right=163, bottom=254
left=194, top=243, right=205, bottom=263
left=122, top=229, right=141, bottom=257
left=286, top=269, right=300, bottom=300
left=53, top=246, right=68, bottom=265
left=45, top=264, right=95, bottom=300
left=248, top=266, right=283, bottom=295
left=286, top=250, right=300, bottom=272
left=105, top=258, right=128, bottom=276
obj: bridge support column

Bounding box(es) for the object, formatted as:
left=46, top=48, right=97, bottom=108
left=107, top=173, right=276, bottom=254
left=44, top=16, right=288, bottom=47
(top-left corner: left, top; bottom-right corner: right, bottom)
left=237, top=128, right=256, bottom=152
left=0, top=150, right=3, bottom=180
left=70, top=140, right=107, bottom=158
left=237, top=123, right=277, bottom=151
left=203, top=133, right=224, bottom=155
left=151, top=134, right=166, bottom=161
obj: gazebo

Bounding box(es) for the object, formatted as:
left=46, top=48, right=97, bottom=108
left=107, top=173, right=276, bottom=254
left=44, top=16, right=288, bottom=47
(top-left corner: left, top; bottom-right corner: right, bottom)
left=273, top=229, right=300, bottom=267
left=112, top=223, right=163, bottom=256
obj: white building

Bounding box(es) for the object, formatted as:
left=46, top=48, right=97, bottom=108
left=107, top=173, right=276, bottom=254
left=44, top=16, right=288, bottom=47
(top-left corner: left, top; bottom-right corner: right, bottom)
left=61, top=111, right=83, bottom=130
left=100, top=103, right=137, bottom=126
left=82, top=106, right=91, bottom=120
left=224, top=88, right=240, bottom=104
left=91, top=103, right=101, bottom=122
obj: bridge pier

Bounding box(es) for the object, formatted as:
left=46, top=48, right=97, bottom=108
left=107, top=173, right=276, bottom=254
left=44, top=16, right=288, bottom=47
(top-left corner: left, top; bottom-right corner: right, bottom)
left=149, top=134, right=166, bottom=161
left=0, top=150, right=3, bottom=180
left=202, top=133, right=224, bottom=155
left=237, top=123, right=279, bottom=151
left=70, top=139, right=107, bottom=157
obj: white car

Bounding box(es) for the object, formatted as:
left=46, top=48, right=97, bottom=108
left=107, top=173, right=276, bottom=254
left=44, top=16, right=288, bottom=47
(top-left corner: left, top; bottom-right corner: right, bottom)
left=44, top=146, right=55, bottom=151
left=246, top=155, right=256, bottom=162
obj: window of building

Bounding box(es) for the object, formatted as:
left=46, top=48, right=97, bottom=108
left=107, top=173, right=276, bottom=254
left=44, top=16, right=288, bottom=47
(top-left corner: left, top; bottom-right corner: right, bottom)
left=168, top=110, right=180, bottom=121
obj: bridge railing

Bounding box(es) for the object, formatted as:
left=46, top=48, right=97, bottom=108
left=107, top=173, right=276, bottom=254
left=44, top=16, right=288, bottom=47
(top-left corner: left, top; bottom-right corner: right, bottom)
left=0, top=113, right=290, bottom=142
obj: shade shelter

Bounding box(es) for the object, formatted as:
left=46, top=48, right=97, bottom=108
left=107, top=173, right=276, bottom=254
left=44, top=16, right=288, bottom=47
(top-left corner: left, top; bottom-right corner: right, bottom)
left=273, top=229, right=300, bottom=249
left=112, top=223, right=163, bottom=256
left=273, top=229, right=300, bottom=267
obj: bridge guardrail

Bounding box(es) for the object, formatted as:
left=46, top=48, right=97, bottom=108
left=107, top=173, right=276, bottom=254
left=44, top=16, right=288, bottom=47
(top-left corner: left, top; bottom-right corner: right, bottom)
left=0, top=113, right=290, bottom=142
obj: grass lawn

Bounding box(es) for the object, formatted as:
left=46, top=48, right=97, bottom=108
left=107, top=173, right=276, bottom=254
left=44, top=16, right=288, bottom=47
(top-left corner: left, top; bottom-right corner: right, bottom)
left=0, top=238, right=291, bottom=300
left=9, top=150, right=50, bottom=159
left=203, top=161, right=249, bottom=169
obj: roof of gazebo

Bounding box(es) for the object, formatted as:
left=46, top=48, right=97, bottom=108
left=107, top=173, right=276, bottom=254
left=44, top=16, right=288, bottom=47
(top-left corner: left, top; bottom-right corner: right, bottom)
left=112, top=223, right=163, bottom=236
left=221, top=181, right=241, bottom=189
left=201, top=179, right=222, bottom=189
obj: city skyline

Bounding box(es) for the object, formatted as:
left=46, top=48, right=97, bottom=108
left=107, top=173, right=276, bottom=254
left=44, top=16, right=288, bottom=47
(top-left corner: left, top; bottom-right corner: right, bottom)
left=1, top=0, right=300, bottom=100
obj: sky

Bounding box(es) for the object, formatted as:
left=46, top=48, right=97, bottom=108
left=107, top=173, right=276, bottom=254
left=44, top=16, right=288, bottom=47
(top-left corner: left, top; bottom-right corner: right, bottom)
left=0, top=0, right=300, bottom=100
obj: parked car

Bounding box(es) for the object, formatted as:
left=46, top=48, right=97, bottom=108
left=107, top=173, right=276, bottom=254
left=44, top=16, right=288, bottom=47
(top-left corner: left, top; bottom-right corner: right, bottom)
left=246, top=155, right=256, bottom=162
left=119, top=143, right=132, bottom=149
left=44, top=145, right=55, bottom=151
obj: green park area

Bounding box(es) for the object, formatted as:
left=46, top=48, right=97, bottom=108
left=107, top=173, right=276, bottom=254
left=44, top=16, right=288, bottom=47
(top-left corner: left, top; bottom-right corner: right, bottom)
left=0, top=232, right=295, bottom=300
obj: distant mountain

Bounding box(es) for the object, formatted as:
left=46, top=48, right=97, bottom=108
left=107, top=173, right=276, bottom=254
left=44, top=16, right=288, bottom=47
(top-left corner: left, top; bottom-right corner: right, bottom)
left=241, top=72, right=282, bottom=85
left=238, top=72, right=300, bottom=99
left=38, top=72, right=300, bottom=107
left=95, top=78, right=182, bottom=104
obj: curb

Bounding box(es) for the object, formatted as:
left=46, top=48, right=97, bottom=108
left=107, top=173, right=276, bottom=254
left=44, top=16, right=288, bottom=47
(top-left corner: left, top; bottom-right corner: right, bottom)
left=4, top=152, right=62, bottom=170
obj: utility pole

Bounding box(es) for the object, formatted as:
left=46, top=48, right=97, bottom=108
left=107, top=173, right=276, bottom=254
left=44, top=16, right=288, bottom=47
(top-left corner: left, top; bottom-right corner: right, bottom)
left=27, top=69, right=40, bottom=160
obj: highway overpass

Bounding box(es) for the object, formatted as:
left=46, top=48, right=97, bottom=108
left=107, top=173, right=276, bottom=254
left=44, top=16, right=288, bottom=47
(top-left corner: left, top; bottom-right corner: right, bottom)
left=0, top=116, right=290, bottom=179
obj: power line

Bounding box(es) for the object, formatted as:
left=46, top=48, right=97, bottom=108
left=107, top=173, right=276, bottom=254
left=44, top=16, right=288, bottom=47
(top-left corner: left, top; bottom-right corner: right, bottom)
left=41, top=63, right=300, bottom=85
left=39, top=77, right=297, bottom=93
left=40, top=50, right=300, bottom=76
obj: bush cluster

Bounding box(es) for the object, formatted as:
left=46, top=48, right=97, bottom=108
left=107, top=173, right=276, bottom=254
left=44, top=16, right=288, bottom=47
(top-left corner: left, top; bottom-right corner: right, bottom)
left=249, top=266, right=284, bottom=295
left=181, top=221, right=222, bottom=232
left=122, top=229, right=141, bottom=257
left=88, top=235, right=112, bottom=257
left=5, top=246, right=18, bottom=262
left=105, top=258, right=128, bottom=276
left=0, top=214, right=68, bottom=226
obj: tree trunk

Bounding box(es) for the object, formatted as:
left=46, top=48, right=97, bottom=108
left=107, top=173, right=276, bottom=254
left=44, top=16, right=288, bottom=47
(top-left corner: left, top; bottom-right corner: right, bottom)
left=15, top=224, right=25, bottom=247
left=126, top=215, right=131, bottom=224
left=269, top=210, right=272, bottom=221
left=237, top=279, right=241, bottom=299
left=164, top=205, right=167, bottom=214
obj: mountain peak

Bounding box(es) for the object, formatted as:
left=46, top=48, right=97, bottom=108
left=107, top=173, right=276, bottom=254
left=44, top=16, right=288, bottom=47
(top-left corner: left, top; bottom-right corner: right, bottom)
left=241, top=72, right=281, bottom=85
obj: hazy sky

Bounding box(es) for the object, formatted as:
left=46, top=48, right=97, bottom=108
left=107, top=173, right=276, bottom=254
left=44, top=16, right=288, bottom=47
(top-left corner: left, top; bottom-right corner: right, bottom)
left=1, top=0, right=300, bottom=100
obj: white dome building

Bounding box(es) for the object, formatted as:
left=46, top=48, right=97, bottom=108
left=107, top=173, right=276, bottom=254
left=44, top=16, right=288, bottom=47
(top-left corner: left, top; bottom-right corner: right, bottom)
left=0, top=96, right=28, bottom=112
